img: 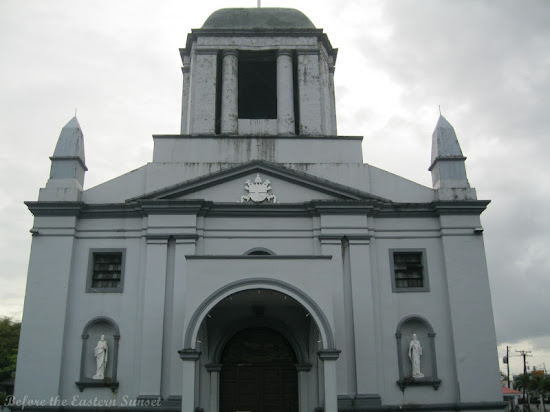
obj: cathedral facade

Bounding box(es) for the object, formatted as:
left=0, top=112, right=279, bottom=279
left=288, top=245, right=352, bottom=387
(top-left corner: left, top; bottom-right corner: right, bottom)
left=15, top=8, right=505, bottom=412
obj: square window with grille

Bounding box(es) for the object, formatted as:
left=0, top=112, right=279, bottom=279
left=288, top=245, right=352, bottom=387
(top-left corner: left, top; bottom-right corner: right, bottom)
left=390, top=250, right=429, bottom=292
left=87, top=250, right=125, bottom=292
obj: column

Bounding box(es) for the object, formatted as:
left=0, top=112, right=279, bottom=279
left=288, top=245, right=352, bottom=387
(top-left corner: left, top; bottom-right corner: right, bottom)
left=296, top=363, right=312, bottom=412
left=318, top=350, right=340, bottom=412
left=206, top=364, right=222, bottom=412
left=179, top=349, right=201, bottom=412
left=221, top=50, right=238, bottom=134
left=277, top=50, right=295, bottom=135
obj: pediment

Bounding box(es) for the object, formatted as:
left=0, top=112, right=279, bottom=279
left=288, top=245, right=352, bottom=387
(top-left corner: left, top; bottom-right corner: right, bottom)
left=128, top=160, right=386, bottom=204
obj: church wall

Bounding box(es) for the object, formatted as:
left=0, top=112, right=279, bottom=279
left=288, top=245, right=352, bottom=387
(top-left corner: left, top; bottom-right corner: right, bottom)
left=372, top=231, right=459, bottom=404
left=82, top=161, right=434, bottom=205
left=81, top=165, right=147, bottom=204
left=15, top=216, right=77, bottom=401
left=58, top=231, right=145, bottom=401
left=201, top=216, right=316, bottom=255
left=152, top=136, right=363, bottom=163
left=17, top=202, right=501, bottom=410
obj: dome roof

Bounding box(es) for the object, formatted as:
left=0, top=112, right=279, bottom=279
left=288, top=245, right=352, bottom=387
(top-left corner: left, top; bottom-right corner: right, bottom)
left=202, top=8, right=316, bottom=30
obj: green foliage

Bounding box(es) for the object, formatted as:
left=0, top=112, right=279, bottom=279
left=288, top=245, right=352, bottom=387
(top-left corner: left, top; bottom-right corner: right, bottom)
left=0, top=317, right=21, bottom=381
left=514, top=373, right=532, bottom=392
left=530, top=374, right=550, bottom=398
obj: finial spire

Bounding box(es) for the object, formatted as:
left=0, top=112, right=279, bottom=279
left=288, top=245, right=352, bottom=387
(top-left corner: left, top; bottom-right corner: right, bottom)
left=428, top=114, right=476, bottom=200
left=38, top=116, right=88, bottom=201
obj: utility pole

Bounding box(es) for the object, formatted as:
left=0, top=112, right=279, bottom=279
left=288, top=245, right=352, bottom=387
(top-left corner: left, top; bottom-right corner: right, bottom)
left=506, top=346, right=511, bottom=388
left=516, top=350, right=532, bottom=399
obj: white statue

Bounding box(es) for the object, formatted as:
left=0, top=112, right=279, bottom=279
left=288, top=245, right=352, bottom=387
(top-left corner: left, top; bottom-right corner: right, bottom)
left=408, top=333, right=424, bottom=378
left=93, top=335, right=108, bottom=380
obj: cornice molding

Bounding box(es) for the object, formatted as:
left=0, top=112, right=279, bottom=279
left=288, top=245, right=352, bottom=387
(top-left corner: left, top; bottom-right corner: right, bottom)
left=25, top=199, right=491, bottom=218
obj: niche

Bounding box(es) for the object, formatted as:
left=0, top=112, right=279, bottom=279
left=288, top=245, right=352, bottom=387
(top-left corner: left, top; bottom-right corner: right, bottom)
left=75, top=317, right=120, bottom=392
left=395, top=315, right=441, bottom=391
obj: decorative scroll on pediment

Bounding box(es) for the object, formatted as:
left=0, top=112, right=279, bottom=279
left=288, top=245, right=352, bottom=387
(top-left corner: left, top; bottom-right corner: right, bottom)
left=240, top=174, right=277, bottom=203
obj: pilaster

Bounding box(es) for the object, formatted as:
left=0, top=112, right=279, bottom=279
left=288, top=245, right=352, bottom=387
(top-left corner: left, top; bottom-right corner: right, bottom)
left=188, top=50, right=218, bottom=134
left=319, top=236, right=348, bottom=394
left=439, top=213, right=502, bottom=403
left=349, top=237, right=379, bottom=396
left=297, top=50, right=324, bottom=135
left=206, top=364, right=222, bottom=412
left=138, top=237, right=169, bottom=398
left=179, top=349, right=201, bottom=412
left=168, top=238, right=198, bottom=397
left=318, top=350, right=341, bottom=412
left=15, top=217, right=77, bottom=400
left=296, top=363, right=312, bottom=412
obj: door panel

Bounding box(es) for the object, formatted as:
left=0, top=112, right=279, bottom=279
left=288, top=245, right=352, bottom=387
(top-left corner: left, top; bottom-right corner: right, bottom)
left=220, top=328, right=299, bottom=412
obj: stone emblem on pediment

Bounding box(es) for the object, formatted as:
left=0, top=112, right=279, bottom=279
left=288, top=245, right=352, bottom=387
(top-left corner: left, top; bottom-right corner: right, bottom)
left=240, top=174, right=277, bottom=203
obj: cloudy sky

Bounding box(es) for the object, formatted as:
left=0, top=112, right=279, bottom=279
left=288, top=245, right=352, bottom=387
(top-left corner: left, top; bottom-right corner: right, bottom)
left=1, top=0, right=549, bottom=378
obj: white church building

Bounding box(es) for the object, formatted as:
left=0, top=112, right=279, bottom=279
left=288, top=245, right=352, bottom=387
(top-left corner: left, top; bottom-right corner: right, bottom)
left=15, top=7, right=506, bottom=412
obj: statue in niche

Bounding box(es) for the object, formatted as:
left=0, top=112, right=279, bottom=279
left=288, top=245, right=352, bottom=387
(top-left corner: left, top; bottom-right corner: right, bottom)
left=93, top=335, right=108, bottom=380
left=408, top=333, right=424, bottom=378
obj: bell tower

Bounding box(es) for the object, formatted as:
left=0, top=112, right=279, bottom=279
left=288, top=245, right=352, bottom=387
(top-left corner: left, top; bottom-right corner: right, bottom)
left=179, top=8, right=338, bottom=136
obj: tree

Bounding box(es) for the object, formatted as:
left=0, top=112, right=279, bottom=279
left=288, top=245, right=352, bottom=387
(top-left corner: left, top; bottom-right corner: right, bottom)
left=529, top=374, right=550, bottom=412
left=0, top=317, right=21, bottom=405
left=515, top=373, right=533, bottom=409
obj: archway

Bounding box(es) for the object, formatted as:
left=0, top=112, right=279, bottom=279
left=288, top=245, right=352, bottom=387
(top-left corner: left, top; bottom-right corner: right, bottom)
left=219, top=327, right=299, bottom=412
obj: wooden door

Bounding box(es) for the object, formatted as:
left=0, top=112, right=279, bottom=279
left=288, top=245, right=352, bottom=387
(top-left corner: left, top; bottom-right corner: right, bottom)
left=220, top=328, right=299, bottom=412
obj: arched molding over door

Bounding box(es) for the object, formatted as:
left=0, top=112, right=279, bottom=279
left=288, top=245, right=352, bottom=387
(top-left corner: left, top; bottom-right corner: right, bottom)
left=184, top=277, right=335, bottom=350
left=210, top=316, right=308, bottom=364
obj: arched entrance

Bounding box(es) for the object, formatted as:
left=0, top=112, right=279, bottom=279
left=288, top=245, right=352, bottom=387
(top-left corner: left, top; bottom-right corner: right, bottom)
left=220, top=327, right=299, bottom=412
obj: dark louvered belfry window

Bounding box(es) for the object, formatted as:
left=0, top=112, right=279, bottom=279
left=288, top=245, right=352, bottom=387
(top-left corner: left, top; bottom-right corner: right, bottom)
left=92, top=253, right=122, bottom=289
left=393, top=252, right=424, bottom=288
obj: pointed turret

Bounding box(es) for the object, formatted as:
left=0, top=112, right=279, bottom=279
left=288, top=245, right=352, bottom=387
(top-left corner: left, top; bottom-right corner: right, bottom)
left=38, top=116, right=88, bottom=201
left=429, top=115, right=477, bottom=200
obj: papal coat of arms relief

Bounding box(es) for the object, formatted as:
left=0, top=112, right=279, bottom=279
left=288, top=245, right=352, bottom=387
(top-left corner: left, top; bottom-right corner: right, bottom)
left=240, top=174, right=277, bottom=203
